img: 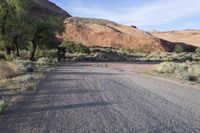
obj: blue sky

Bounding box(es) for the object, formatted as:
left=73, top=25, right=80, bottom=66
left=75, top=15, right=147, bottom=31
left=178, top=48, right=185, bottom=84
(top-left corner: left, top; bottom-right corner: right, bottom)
left=50, top=0, right=200, bottom=31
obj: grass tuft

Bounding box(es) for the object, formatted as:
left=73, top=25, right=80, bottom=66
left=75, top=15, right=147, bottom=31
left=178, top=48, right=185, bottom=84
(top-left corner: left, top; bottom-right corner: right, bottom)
left=0, top=100, right=8, bottom=113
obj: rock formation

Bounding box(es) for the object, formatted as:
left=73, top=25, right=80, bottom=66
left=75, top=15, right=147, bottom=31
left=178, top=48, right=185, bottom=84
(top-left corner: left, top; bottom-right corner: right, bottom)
left=61, top=17, right=196, bottom=52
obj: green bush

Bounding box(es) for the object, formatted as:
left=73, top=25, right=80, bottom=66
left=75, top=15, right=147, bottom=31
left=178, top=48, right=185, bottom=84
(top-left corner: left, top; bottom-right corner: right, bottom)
left=13, top=60, right=35, bottom=72
left=60, top=41, right=91, bottom=54
left=5, top=53, right=16, bottom=61
left=195, top=48, right=200, bottom=53
left=153, top=62, right=177, bottom=73
left=94, top=52, right=125, bottom=62
left=18, top=50, right=29, bottom=60
left=36, top=58, right=57, bottom=66
left=35, top=49, right=57, bottom=59
left=0, top=100, right=8, bottom=113
left=25, top=65, right=35, bottom=73
left=174, top=45, right=184, bottom=53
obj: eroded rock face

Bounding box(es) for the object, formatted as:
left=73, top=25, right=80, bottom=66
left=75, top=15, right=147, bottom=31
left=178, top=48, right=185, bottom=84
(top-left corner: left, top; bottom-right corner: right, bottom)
left=61, top=17, right=178, bottom=52
left=151, top=30, right=200, bottom=47
left=30, top=0, right=71, bottom=18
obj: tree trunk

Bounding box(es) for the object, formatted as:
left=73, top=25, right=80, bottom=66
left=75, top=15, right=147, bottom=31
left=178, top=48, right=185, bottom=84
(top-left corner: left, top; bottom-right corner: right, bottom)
left=29, top=30, right=40, bottom=61
left=29, top=42, right=37, bottom=61
left=13, top=35, right=20, bottom=57
left=29, top=27, right=48, bottom=61
left=15, top=43, right=20, bottom=57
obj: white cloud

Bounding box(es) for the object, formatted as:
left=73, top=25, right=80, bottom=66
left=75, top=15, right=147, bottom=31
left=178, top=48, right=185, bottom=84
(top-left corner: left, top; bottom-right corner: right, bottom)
left=61, top=0, right=200, bottom=30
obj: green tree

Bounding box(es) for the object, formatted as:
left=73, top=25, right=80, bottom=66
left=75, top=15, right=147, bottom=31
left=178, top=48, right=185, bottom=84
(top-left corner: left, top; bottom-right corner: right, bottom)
left=0, top=0, right=28, bottom=55
left=174, top=45, right=184, bottom=53
left=28, top=16, right=64, bottom=61
left=9, top=15, right=31, bottom=57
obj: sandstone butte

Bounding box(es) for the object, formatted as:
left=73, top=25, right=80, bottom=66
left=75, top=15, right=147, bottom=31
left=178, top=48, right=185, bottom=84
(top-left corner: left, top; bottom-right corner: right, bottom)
left=60, top=17, right=197, bottom=52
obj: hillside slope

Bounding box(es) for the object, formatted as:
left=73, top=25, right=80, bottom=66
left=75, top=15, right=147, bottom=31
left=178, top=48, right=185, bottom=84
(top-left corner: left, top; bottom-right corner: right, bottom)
left=61, top=17, right=196, bottom=52
left=151, top=30, right=200, bottom=47
left=30, top=0, right=71, bottom=18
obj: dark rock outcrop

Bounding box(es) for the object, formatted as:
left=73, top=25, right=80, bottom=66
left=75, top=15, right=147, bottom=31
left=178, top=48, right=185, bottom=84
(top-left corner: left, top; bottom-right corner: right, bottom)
left=30, top=0, right=71, bottom=18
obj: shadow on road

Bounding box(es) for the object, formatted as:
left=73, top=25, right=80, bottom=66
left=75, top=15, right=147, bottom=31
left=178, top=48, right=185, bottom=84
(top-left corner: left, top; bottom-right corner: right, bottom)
left=4, top=101, right=113, bottom=115
left=1, top=88, right=103, bottom=97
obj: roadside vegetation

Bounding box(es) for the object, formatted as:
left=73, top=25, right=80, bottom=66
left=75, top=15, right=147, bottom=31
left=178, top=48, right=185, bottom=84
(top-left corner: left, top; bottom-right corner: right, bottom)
left=60, top=42, right=200, bottom=63
left=60, top=42, right=200, bottom=83
left=0, top=52, right=58, bottom=113
left=0, top=0, right=63, bottom=113
left=151, top=46, right=200, bottom=83
left=153, top=62, right=200, bottom=82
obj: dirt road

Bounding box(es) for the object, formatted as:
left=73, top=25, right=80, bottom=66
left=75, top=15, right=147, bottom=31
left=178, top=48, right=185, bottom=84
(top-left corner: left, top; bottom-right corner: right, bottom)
left=1, top=63, right=200, bottom=133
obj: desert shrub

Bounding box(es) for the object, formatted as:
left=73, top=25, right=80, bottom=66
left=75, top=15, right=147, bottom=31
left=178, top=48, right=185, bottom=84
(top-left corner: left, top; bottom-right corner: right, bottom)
left=192, top=54, right=200, bottom=61
left=0, top=100, right=8, bottom=113
left=132, top=49, right=147, bottom=53
left=119, top=48, right=147, bottom=55
left=36, top=58, right=57, bottom=66
left=76, top=43, right=91, bottom=54
left=35, top=49, right=57, bottom=59
left=13, top=60, right=35, bottom=72
left=94, top=52, right=125, bottom=62
left=170, top=53, right=193, bottom=62
left=195, top=48, right=200, bottom=54
left=5, top=53, right=16, bottom=61
left=95, top=52, right=109, bottom=61
left=174, top=45, right=184, bottom=53
left=179, top=53, right=193, bottom=62
left=0, top=61, right=17, bottom=79
left=18, top=50, right=29, bottom=60
left=116, top=49, right=149, bottom=58
left=6, top=74, right=36, bottom=91
left=72, top=55, right=88, bottom=62
left=25, top=65, right=35, bottom=73
left=154, top=62, right=199, bottom=82
left=153, top=62, right=177, bottom=73
left=179, top=72, right=197, bottom=81
left=60, top=41, right=91, bottom=54
left=191, top=64, right=200, bottom=76
left=37, top=58, right=50, bottom=66
left=146, top=52, right=164, bottom=61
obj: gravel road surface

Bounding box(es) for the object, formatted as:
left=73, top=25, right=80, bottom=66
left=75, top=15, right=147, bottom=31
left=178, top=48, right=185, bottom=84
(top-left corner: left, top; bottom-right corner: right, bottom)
left=0, top=62, right=200, bottom=133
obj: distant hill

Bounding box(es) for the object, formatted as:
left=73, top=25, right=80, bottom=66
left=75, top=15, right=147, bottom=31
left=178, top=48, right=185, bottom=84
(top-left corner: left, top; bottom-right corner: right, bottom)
left=60, top=17, right=196, bottom=52
left=151, top=30, right=200, bottom=48
left=30, top=0, right=71, bottom=18
left=28, top=1, right=197, bottom=52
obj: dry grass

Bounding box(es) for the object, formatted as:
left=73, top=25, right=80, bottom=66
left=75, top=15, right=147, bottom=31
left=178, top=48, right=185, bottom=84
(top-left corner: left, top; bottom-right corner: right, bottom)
left=10, top=96, right=23, bottom=106
left=0, top=61, right=18, bottom=79
left=0, top=60, right=45, bottom=109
